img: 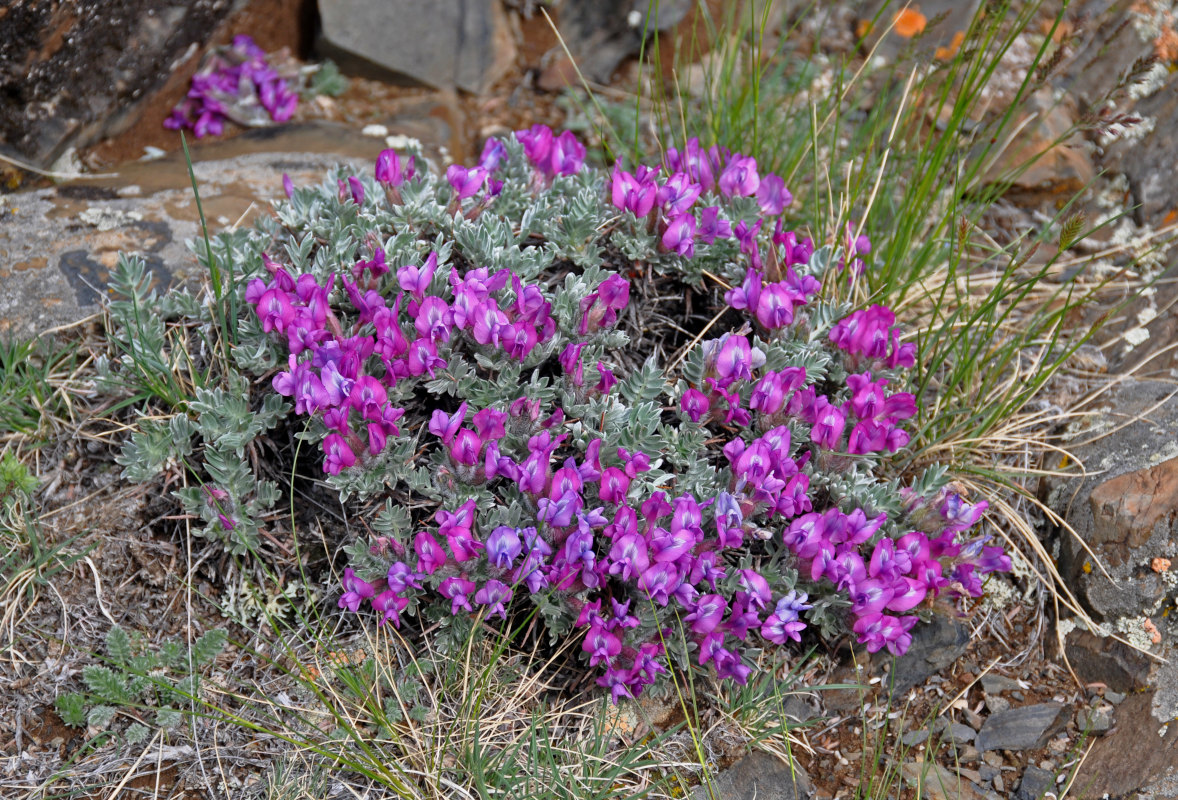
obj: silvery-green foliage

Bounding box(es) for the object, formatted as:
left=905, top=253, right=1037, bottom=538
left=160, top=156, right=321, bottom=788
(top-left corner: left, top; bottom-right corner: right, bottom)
left=57, top=625, right=226, bottom=743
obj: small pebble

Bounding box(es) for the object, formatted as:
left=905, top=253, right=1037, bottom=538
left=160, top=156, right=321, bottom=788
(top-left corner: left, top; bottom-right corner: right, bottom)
left=1039, top=760, right=1055, bottom=771
left=1104, top=690, right=1126, bottom=705
left=947, top=722, right=977, bottom=745
left=959, top=746, right=981, bottom=762
left=984, top=752, right=1005, bottom=768
left=964, top=708, right=985, bottom=729
left=901, top=729, right=930, bottom=747
left=985, top=694, right=1011, bottom=714
left=994, top=776, right=1004, bottom=793
left=979, top=765, right=999, bottom=782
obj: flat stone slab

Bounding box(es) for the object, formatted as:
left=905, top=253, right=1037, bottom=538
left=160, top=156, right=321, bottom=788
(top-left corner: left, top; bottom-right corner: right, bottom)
left=975, top=703, right=1068, bottom=752
left=692, top=751, right=812, bottom=800
left=0, top=122, right=383, bottom=340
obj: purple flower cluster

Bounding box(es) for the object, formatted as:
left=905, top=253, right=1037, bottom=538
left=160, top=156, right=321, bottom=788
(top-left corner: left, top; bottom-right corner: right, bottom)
left=609, top=138, right=797, bottom=262
left=165, top=35, right=297, bottom=138
left=251, top=128, right=1012, bottom=701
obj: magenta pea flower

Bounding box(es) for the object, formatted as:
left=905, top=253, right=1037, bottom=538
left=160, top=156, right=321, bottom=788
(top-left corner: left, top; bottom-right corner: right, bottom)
left=698, top=206, right=732, bottom=244
left=754, top=283, right=799, bottom=330
left=323, top=433, right=357, bottom=475
left=662, top=213, right=697, bottom=258
left=517, top=123, right=554, bottom=167
left=448, top=428, right=483, bottom=466
left=685, top=594, right=728, bottom=635
left=680, top=388, right=710, bottom=423
left=656, top=172, right=702, bottom=215
left=414, top=531, right=448, bottom=575
left=414, top=296, right=452, bottom=343
left=611, top=163, right=658, bottom=218
left=282, top=173, right=294, bottom=199
left=478, top=138, right=508, bottom=171
left=548, top=130, right=587, bottom=176
left=397, top=252, right=438, bottom=299
left=406, top=338, right=446, bottom=378
left=755, top=173, right=791, bottom=215
left=718, top=155, right=760, bottom=197
left=386, top=561, right=423, bottom=593
left=371, top=590, right=409, bottom=628
left=447, top=164, right=489, bottom=200
left=338, top=567, right=377, bottom=612
left=429, top=402, right=469, bottom=446
left=714, top=334, right=756, bottom=384
left=375, top=149, right=413, bottom=187
left=439, top=576, right=477, bottom=614
left=809, top=396, right=846, bottom=450
left=582, top=622, right=622, bottom=667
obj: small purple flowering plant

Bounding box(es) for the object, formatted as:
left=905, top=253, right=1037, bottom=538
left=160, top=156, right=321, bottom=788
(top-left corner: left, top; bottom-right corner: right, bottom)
left=113, top=124, right=1011, bottom=704
left=164, top=35, right=324, bottom=138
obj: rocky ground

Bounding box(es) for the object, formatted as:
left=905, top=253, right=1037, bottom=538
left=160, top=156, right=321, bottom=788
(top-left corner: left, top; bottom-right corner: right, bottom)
left=4, top=1, right=1178, bottom=799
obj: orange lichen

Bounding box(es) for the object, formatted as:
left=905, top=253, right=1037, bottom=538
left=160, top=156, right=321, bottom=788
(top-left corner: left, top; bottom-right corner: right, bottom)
left=1145, top=618, right=1162, bottom=645
left=1156, top=26, right=1178, bottom=63
left=893, top=8, right=927, bottom=38
left=935, top=30, right=966, bottom=61
left=1152, top=557, right=1171, bottom=573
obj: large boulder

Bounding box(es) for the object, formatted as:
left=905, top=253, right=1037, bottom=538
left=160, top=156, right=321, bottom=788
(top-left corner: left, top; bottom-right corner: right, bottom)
left=0, top=0, right=312, bottom=171
left=0, top=122, right=381, bottom=339
left=1050, top=379, right=1178, bottom=627
left=315, top=0, right=516, bottom=94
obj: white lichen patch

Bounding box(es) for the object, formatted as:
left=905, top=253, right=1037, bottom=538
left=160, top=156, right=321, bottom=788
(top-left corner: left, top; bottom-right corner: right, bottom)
left=1124, top=326, right=1151, bottom=348
left=78, top=207, right=143, bottom=232
left=1114, top=615, right=1157, bottom=651
left=362, top=124, right=389, bottom=138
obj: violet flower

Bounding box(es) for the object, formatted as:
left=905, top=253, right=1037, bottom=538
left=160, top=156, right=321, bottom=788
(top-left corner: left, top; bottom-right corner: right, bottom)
left=486, top=525, right=523, bottom=570
left=338, top=567, right=377, bottom=612
left=439, top=576, right=477, bottom=614
left=474, top=580, right=513, bottom=620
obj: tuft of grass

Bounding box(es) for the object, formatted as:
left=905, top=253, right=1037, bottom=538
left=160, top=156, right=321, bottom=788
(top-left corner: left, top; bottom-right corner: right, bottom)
left=0, top=334, right=78, bottom=435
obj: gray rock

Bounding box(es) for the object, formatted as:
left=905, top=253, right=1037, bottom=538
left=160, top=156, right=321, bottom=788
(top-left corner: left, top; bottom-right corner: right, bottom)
left=1068, top=691, right=1178, bottom=798
left=976, top=704, right=1068, bottom=752
left=958, top=746, right=981, bottom=763
left=902, top=729, right=931, bottom=747
left=984, top=694, right=1011, bottom=715
left=901, top=762, right=989, bottom=800
left=882, top=613, right=970, bottom=699
left=1075, top=706, right=1114, bottom=735
left=0, top=0, right=241, bottom=169
left=692, top=751, right=812, bottom=800
left=541, top=0, right=691, bottom=86
left=0, top=122, right=382, bottom=339
left=946, top=723, right=976, bottom=745
left=1107, top=70, right=1178, bottom=229
left=980, top=675, right=1023, bottom=695
left=1016, top=766, right=1055, bottom=800
left=1048, top=379, right=1178, bottom=626
left=978, top=765, right=999, bottom=783
left=1063, top=629, right=1152, bottom=695
left=1104, top=690, right=1126, bottom=705
left=316, top=0, right=515, bottom=93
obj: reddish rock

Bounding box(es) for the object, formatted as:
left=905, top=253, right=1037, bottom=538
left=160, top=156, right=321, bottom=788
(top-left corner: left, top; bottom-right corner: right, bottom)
left=982, top=88, right=1095, bottom=200
left=1089, top=457, right=1178, bottom=561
